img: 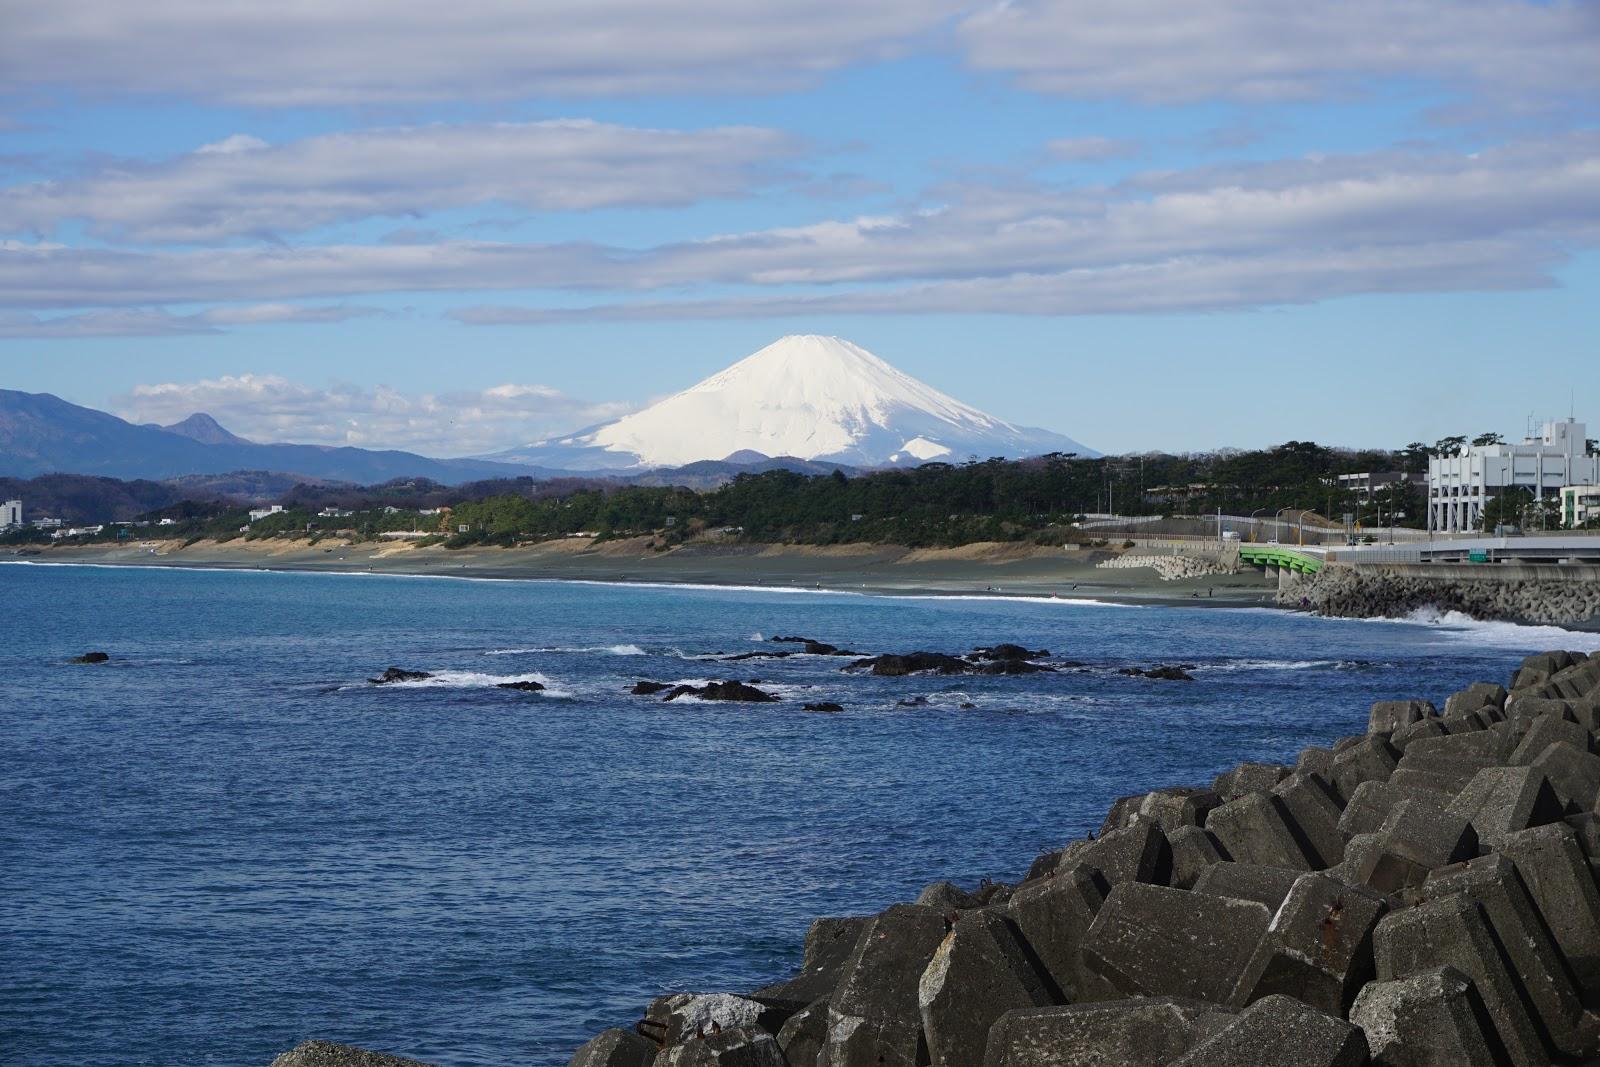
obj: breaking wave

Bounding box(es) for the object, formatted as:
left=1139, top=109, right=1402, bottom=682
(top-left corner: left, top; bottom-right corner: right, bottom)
left=358, top=670, right=574, bottom=698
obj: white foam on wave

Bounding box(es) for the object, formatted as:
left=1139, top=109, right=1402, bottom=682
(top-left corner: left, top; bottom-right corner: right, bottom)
left=899, top=593, right=1141, bottom=608
left=1385, top=608, right=1600, bottom=653
left=485, top=644, right=646, bottom=657
left=1197, top=659, right=1371, bottom=673
left=364, top=670, right=575, bottom=698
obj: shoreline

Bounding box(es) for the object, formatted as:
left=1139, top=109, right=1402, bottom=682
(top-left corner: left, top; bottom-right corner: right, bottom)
left=7, top=537, right=1282, bottom=610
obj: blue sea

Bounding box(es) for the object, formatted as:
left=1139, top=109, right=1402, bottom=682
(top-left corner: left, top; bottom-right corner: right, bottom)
left=4, top=563, right=1598, bottom=1066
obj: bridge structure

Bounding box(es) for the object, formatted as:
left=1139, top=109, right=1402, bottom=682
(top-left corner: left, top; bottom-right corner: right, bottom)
left=1237, top=544, right=1324, bottom=575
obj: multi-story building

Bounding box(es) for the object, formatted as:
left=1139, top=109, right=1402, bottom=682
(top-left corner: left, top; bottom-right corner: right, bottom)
left=1334, top=472, right=1425, bottom=503
left=1, top=499, right=21, bottom=528
left=1564, top=485, right=1600, bottom=530
left=1428, top=419, right=1600, bottom=533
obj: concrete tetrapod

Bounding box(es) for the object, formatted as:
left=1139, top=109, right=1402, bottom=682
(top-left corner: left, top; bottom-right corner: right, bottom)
left=566, top=1029, right=658, bottom=1067
left=1232, top=872, right=1389, bottom=1016
left=270, top=1043, right=435, bottom=1067
left=1167, top=994, right=1368, bottom=1067
left=981, top=998, right=1234, bottom=1067
left=1372, top=894, right=1550, bottom=1067
left=826, top=904, right=948, bottom=1067
left=1081, top=883, right=1272, bottom=1004
left=1349, top=966, right=1501, bottom=1067
left=917, top=910, right=1054, bottom=1067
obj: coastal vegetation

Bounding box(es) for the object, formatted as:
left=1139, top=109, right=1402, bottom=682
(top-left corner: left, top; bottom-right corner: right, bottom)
left=2, top=440, right=1431, bottom=549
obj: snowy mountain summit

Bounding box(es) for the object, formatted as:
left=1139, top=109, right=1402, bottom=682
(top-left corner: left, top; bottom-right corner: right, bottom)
left=495, top=335, right=1096, bottom=470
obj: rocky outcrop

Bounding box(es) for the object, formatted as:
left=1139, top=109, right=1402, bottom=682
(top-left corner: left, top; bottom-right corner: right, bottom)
left=772, top=636, right=864, bottom=656
left=847, top=646, right=1056, bottom=677
left=661, top=681, right=779, bottom=703
left=71, top=650, right=110, bottom=664
left=495, top=680, right=546, bottom=692
left=368, top=667, right=431, bottom=684
left=1284, top=565, right=1600, bottom=626
left=1120, top=665, right=1197, bottom=681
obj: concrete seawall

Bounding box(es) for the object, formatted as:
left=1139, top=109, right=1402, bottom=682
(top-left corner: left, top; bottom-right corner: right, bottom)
left=1282, top=563, right=1600, bottom=629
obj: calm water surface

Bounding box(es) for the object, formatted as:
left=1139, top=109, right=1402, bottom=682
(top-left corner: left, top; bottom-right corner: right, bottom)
left=4, top=563, right=1597, bottom=1066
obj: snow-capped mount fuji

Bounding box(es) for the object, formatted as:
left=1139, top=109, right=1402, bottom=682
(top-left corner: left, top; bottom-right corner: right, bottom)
left=491, top=335, right=1096, bottom=471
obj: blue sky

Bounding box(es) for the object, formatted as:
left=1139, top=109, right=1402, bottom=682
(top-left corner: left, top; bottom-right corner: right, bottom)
left=2, top=1, right=1597, bottom=457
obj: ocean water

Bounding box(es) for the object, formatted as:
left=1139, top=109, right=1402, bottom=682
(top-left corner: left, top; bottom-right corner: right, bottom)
left=3, top=563, right=1597, bottom=1067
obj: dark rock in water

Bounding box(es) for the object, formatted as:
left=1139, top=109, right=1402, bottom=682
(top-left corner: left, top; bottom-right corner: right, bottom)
left=772, top=636, right=863, bottom=656
left=269, top=1040, right=435, bottom=1067
left=722, top=650, right=793, bottom=661
left=968, top=643, right=1049, bottom=661
left=976, top=658, right=1055, bottom=675
left=803, top=702, right=844, bottom=712
left=1120, top=665, right=1196, bottom=681
left=631, top=681, right=673, bottom=695
left=805, top=640, right=862, bottom=656
left=847, top=651, right=973, bottom=676
left=495, top=680, right=546, bottom=692
left=959, top=702, right=977, bottom=709
left=896, top=696, right=930, bottom=708
left=71, top=651, right=110, bottom=664
left=663, top=681, right=779, bottom=703
left=368, top=667, right=432, bottom=685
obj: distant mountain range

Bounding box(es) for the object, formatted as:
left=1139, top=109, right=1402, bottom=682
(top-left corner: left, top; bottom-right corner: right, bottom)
left=1, top=336, right=1093, bottom=486
left=489, top=335, right=1096, bottom=470
left=0, top=389, right=865, bottom=490
left=0, top=390, right=549, bottom=485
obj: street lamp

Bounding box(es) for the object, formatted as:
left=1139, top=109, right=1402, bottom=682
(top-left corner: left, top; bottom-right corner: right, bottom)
left=1275, top=506, right=1297, bottom=546
left=1250, top=507, right=1268, bottom=543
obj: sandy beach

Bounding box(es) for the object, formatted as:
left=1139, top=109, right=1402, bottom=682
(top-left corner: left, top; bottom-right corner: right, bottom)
left=11, top=536, right=1281, bottom=607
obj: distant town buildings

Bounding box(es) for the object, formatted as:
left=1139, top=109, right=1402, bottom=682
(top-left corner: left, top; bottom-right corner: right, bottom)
left=1564, top=485, right=1600, bottom=529
left=1334, top=472, right=1424, bottom=503
left=1, top=499, right=21, bottom=528
left=1428, top=418, right=1600, bottom=533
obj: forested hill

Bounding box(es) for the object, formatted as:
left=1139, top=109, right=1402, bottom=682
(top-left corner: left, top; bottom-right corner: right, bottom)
left=5, top=441, right=1432, bottom=548
left=442, top=442, right=1421, bottom=548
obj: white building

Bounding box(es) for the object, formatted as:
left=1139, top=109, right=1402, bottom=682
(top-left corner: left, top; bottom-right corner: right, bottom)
left=1428, top=419, right=1600, bottom=533
left=1564, top=485, right=1600, bottom=530
left=247, top=505, right=285, bottom=521
left=1, top=499, right=21, bottom=528
left=1334, top=472, right=1424, bottom=503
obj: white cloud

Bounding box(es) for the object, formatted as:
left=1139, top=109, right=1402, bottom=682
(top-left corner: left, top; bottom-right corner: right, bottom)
left=959, top=0, right=1600, bottom=107
left=0, top=0, right=963, bottom=105
left=0, top=120, right=802, bottom=243
left=451, top=239, right=1553, bottom=321
left=0, top=304, right=385, bottom=337
left=2, top=133, right=1596, bottom=318
left=114, top=374, right=630, bottom=456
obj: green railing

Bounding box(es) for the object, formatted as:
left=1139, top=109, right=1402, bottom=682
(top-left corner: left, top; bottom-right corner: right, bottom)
left=1238, top=545, right=1324, bottom=574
